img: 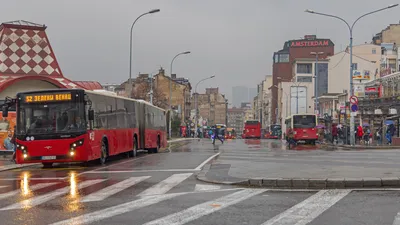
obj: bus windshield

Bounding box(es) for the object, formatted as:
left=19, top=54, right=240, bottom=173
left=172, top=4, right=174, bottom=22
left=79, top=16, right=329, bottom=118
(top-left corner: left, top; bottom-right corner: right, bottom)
left=17, top=102, right=86, bottom=135
left=271, top=125, right=281, bottom=131
left=293, top=115, right=316, bottom=128
left=245, top=120, right=259, bottom=125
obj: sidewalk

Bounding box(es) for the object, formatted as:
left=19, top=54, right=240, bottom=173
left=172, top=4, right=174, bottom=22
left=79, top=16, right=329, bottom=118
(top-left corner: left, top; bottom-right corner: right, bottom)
left=321, top=143, right=400, bottom=150
left=167, top=138, right=199, bottom=144
left=0, top=156, right=38, bottom=172
left=196, top=140, right=400, bottom=189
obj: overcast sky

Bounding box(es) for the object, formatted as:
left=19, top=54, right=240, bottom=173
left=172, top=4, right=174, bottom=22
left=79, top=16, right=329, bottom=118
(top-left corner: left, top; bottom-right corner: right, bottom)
left=2, top=0, right=399, bottom=101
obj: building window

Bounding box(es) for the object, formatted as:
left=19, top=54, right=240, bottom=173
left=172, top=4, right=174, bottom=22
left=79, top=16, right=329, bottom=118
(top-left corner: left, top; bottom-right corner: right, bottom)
left=274, top=54, right=279, bottom=63
left=279, top=54, right=289, bottom=63
left=372, top=48, right=376, bottom=54
left=296, top=76, right=313, bottom=82
left=297, top=63, right=312, bottom=74
left=352, top=63, right=358, bottom=70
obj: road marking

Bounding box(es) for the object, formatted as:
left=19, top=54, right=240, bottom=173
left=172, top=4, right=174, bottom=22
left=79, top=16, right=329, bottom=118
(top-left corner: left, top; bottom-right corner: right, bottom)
left=194, top=153, right=220, bottom=170
left=0, top=182, right=57, bottom=200
left=84, top=169, right=200, bottom=173
left=392, top=212, right=400, bottom=225
left=143, top=189, right=266, bottom=225
left=138, top=173, right=192, bottom=197
left=80, top=176, right=150, bottom=202
left=194, top=184, right=221, bottom=192
left=0, top=179, right=105, bottom=210
left=79, top=154, right=152, bottom=175
left=50, top=192, right=186, bottom=225
left=0, top=177, right=68, bottom=181
left=261, top=189, right=351, bottom=225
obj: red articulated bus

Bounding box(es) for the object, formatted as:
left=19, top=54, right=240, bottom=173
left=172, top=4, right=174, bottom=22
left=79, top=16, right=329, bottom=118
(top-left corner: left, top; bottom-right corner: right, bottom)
left=285, top=114, right=317, bottom=144
left=243, top=120, right=261, bottom=139
left=1, top=89, right=167, bottom=167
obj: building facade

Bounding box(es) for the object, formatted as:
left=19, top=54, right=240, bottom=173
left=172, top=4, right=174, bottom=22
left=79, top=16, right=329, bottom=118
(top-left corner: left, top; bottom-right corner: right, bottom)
left=227, top=107, right=245, bottom=135
left=193, top=88, right=227, bottom=126
left=271, top=35, right=335, bottom=124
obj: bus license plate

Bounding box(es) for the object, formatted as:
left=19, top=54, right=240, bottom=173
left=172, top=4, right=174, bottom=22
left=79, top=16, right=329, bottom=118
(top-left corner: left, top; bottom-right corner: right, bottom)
left=42, top=156, right=56, bottom=160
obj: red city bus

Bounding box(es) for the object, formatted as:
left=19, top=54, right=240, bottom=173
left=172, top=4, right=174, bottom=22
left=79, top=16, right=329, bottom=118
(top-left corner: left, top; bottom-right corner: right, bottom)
left=243, top=120, right=261, bottom=139
left=1, top=89, right=167, bottom=167
left=285, top=114, right=317, bottom=144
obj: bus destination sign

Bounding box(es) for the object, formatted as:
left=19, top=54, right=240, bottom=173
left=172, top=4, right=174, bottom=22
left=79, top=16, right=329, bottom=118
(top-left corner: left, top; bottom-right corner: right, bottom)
left=24, top=93, right=72, bottom=103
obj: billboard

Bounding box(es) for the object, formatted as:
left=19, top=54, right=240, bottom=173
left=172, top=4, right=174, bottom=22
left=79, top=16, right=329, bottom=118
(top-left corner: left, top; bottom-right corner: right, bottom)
left=0, top=112, right=16, bottom=151
left=353, top=70, right=371, bottom=80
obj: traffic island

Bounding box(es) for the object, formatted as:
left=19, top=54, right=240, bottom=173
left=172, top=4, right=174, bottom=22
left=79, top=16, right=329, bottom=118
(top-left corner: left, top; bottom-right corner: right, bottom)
left=197, top=169, right=400, bottom=189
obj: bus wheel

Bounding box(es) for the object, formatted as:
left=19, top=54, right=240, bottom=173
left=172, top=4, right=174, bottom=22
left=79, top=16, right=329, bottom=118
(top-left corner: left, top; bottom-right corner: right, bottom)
left=42, top=162, right=53, bottom=168
left=100, top=141, right=108, bottom=165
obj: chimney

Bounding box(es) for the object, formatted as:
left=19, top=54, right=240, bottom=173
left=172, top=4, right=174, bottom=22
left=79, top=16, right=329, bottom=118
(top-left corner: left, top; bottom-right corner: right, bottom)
left=171, top=74, right=177, bottom=79
left=159, top=67, right=165, bottom=75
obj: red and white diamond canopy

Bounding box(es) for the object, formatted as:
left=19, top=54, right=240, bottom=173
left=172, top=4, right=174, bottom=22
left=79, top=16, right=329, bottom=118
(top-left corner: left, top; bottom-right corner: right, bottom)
left=0, top=21, right=63, bottom=76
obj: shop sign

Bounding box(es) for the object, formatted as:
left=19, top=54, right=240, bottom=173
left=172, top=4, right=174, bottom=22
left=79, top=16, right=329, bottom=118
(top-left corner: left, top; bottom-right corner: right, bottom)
left=290, top=40, right=331, bottom=47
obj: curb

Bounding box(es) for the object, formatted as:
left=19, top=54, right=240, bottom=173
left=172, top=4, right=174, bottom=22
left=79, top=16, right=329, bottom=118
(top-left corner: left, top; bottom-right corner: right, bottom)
left=196, top=165, right=400, bottom=189
left=0, top=163, right=40, bottom=172
left=167, top=138, right=200, bottom=144
left=204, top=177, right=400, bottom=189
left=321, top=143, right=400, bottom=150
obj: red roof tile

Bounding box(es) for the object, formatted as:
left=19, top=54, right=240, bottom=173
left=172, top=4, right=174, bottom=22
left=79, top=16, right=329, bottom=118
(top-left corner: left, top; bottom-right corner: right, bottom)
left=73, top=81, right=103, bottom=90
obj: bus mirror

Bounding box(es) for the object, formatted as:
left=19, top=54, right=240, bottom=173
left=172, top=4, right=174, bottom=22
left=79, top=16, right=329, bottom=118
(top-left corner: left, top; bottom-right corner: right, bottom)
left=2, top=106, right=8, bottom=118
left=88, top=109, right=94, bottom=121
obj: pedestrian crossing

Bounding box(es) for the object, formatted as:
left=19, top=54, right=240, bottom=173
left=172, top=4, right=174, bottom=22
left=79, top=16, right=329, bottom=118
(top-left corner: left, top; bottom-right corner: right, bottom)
left=0, top=173, right=399, bottom=224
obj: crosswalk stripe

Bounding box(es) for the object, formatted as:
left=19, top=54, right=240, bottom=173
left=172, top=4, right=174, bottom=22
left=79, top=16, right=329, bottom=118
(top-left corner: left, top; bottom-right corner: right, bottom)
left=392, top=212, right=400, bottom=225
left=0, top=179, right=105, bottom=211
left=50, top=192, right=187, bottom=225
left=138, top=173, right=192, bottom=196
left=194, top=184, right=221, bottom=192
left=143, top=189, right=266, bottom=225
left=80, top=176, right=150, bottom=202
left=0, top=182, right=57, bottom=200
left=260, top=189, right=351, bottom=225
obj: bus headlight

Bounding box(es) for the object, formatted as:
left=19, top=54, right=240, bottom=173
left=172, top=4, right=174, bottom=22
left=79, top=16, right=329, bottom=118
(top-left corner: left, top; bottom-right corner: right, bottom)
left=70, top=139, right=84, bottom=150
left=17, top=144, right=28, bottom=154
left=23, top=154, right=28, bottom=159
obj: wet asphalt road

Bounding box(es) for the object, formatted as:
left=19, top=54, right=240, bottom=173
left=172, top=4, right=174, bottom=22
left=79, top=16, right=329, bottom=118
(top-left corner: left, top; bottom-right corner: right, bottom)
left=0, top=139, right=399, bottom=224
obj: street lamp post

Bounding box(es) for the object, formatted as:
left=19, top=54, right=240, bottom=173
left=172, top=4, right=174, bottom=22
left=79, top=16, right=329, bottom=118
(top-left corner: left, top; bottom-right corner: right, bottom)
left=169, top=51, right=191, bottom=139
left=305, top=4, right=398, bottom=145
left=128, top=9, right=160, bottom=99
left=194, top=75, right=215, bottom=137
left=310, top=52, right=324, bottom=115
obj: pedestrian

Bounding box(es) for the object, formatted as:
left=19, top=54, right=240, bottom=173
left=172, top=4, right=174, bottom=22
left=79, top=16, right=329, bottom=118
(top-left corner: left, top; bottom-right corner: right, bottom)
left=363, top=126, right=371, bottom=145
left=357, top=125, right=363, bottom=144
left=10, top=126, right=16, bottom=163
left=376, top=127, right=382, bottom=145
left=331, top=124, right=338, bottom=144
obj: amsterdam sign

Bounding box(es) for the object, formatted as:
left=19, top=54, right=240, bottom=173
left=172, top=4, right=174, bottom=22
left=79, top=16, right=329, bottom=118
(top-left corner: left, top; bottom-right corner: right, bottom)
left=290, top=40, right=331, bottom=47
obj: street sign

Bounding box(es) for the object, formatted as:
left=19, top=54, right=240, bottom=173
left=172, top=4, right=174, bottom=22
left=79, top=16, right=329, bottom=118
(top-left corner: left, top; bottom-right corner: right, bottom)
left=349, top=95, right=358, bottom=104
left=351, top=112, right=357, bottom=116
left=351, top=104, right=358, bottom=112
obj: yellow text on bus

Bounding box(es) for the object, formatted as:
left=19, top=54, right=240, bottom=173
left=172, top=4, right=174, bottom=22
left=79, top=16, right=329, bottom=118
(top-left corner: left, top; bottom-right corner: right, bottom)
left=24, top=93, right=72, bottom=103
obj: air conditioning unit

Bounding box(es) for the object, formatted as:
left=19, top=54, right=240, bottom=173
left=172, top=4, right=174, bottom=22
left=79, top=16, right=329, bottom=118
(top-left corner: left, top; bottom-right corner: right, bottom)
left=389, top=108, right=397, bottom=115
left=374, top=109, right=383, bottom=115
